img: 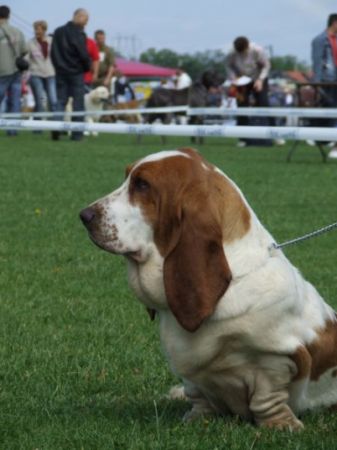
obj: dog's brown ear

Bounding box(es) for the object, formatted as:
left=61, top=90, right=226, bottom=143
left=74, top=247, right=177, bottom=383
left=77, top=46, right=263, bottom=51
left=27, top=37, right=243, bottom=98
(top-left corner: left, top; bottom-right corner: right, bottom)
left=163, top=207, right=231, bottom=332
left=125, top=163, right=135, bottom=179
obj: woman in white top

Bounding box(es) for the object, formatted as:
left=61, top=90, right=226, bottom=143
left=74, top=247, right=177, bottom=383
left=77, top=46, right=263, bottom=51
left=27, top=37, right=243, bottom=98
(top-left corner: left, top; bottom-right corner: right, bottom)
left=27, top=20, right=58, bottom=114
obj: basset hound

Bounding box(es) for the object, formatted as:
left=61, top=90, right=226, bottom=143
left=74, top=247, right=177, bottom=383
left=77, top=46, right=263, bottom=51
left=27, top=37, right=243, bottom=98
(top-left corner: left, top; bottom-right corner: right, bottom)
left=80, top=148, right=337, bottom=430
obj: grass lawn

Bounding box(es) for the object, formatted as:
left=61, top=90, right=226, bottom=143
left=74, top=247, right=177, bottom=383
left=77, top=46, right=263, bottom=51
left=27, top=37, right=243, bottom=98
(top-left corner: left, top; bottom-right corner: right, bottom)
left=0, top=131, right=337, bottom=449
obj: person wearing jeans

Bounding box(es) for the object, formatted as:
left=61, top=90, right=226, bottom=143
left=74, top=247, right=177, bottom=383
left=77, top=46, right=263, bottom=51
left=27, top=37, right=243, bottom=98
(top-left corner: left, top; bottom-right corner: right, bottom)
left=0, top=71, right=21, bottom=125
left=27, top=20, right=58, bottom=135
left=312, top=13, right=337, bottom=158
left=0, top=5, right=27, bottom=136
left=29, top=74, right=58, bottom=113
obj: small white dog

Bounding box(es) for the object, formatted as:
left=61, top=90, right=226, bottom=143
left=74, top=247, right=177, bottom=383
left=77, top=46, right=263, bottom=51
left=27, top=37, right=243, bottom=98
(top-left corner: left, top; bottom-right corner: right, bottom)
left=84, top=86, right=110, bottom=136
left=64, top=86, right=110, bottom=136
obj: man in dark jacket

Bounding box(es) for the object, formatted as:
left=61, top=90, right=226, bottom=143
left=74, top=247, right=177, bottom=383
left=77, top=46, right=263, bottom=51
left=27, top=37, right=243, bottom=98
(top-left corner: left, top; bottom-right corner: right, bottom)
left=51, top=8, right=91, bottom=140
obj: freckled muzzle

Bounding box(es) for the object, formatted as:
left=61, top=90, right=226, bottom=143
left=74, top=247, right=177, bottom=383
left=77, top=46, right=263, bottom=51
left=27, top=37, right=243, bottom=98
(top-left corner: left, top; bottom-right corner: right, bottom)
left=80, top=202, right=147, bottom=263
left=79, top=203, right=126, bottom=256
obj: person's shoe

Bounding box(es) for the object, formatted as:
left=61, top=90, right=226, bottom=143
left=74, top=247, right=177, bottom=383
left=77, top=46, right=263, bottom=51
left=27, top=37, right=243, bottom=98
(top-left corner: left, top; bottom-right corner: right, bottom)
left=70, top=135, right=83, bottom=141
left=306, top=140, right=315, bottom=146
left=70, top=131, right=83, bottom=141
left=274, top=138, right=285, bottom=146
left=236, top=140, right=247, bottom=148
left=51, top=131, right=60, bottom=141
left=328, top=148, right=337, bottom=159
left=6, top=130, right=18, bottom=136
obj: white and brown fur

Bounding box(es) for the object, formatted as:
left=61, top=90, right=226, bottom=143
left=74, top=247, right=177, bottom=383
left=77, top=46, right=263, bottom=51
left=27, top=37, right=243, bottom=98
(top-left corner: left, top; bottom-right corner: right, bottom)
left=80, top=148, right=337, bottom=430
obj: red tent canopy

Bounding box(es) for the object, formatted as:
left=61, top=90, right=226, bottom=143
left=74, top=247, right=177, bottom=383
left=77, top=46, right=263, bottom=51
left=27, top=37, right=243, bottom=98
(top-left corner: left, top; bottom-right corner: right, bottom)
left=115, top=58, right=176, bottom=78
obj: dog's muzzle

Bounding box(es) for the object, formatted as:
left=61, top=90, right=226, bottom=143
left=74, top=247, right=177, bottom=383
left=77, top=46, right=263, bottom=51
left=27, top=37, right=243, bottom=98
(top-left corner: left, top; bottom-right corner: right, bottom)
left=79, top=206, right=106, bottom=250
left=79, top=207, right=96, bottom=229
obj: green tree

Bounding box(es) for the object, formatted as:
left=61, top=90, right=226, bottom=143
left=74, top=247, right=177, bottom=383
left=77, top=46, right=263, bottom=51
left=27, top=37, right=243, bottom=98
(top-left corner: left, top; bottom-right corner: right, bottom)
left=140, top=48, right=309, bottom=81
left=140, top=48, right=227, bottom=80
left=270, top=55, right=308, bottom=71
left=140, top=48, right=180, bottom=69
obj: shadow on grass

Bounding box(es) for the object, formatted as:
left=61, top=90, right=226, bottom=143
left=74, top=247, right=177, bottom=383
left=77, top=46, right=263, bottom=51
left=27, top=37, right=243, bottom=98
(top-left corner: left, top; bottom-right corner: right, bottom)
left=28, top=391, right=337, bottom=430
left=41, top=396, right=189, bottom=426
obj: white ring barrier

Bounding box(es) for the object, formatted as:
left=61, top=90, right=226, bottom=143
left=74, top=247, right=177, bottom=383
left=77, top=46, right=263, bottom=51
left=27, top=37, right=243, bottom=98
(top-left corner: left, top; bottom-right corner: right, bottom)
left=0, top=105, right=188, bottom=119
left=2, top=105, right=337, bottom=119
left=188, top=106, right=337, bottom=118
left=1, top=118, right=337, bottom=141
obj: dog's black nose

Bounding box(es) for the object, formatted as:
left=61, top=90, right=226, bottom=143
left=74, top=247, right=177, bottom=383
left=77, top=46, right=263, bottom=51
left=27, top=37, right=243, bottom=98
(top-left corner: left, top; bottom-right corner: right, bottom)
left=80, top=207, right=96, bottom=225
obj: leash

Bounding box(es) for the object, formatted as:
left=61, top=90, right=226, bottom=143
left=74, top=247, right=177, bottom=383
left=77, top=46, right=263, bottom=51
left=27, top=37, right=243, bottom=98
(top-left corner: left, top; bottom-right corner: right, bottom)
left=269, top=221, right=337, bottom=251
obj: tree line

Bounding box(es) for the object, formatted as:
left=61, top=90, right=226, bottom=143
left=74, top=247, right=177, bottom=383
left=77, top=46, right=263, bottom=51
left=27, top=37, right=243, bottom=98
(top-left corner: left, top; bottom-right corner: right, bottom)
left=140, top=48, right=309, bottom=80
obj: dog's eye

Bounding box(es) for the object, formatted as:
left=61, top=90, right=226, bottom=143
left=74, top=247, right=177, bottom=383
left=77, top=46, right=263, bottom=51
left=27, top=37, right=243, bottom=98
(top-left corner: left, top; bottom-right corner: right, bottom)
left=133, top=177, right=150, bottom=192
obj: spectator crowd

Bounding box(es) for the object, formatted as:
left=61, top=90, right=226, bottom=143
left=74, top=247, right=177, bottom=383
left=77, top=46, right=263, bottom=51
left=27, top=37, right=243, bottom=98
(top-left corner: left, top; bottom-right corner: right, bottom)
left=0, top=6, right=116, bottom=140
left=1, top=4, right=337, bottom=154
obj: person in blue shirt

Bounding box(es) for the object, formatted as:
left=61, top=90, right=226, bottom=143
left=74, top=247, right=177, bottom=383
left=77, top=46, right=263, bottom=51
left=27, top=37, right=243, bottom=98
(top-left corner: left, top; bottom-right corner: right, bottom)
left=311, top=13, right=337, bottom=157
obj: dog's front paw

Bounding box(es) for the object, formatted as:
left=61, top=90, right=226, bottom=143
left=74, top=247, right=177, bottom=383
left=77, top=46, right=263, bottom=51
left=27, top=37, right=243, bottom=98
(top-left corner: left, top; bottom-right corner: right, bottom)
left=183, top=407, right=210, bottom=423
left=167, top=384, right=187, bottom=401
left=182, top=403, right=217, bottom=423
left=261, top=416, right=304, bottom=432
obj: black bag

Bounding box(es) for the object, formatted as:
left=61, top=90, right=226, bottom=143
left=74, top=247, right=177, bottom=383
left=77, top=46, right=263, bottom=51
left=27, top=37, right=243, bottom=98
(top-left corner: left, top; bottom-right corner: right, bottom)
left=15, top=56, right=29, bottom=72
left=1, top=26, right=29, bottom=72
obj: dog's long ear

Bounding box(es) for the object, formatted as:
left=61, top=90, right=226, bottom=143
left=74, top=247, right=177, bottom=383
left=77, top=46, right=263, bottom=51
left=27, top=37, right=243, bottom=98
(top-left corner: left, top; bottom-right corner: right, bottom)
left=125, top=163, right=135, bottom=179
left=163, top=201, right=231, bottom=332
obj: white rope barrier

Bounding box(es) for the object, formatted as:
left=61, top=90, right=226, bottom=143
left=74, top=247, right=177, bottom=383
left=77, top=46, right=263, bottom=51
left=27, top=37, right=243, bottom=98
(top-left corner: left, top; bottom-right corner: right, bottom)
left=2, top=105, right=337, bottom=119
left=0, top=105, right=188, bottom=119
left=187, top=106, right=337, bottom=118
left=1, top=118, right=337, bottom=141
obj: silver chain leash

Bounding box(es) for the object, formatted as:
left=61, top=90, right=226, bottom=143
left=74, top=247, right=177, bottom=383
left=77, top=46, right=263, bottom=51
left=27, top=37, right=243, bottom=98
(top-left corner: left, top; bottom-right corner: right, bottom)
left=269, top=221, right=337, bottom=251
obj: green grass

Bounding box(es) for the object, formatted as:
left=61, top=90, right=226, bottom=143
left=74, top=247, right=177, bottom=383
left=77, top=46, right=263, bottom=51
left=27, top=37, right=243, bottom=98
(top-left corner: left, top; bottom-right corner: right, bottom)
left=1, top=132, right=337, bottom=449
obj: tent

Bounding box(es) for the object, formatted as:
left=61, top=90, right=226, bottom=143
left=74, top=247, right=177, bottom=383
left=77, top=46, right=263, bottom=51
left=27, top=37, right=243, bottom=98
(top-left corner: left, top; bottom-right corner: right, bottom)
left=115, top=58, right=176, bottom=78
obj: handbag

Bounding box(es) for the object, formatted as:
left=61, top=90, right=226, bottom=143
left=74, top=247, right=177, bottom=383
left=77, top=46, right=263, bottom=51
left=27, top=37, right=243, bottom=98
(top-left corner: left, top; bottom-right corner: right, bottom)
left=1, top=25, right=29, bottom=72
left=15, top=56, right=29, bottom=72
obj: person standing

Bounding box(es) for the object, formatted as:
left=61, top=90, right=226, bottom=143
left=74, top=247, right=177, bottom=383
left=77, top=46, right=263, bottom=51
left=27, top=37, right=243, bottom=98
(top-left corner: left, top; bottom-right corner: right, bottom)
left=312, top=13, right=337, bottom=158
left=226, top=36, right=272, bottom=147
left=51, top=8, right=91, bottom=141
left=27, top=20, right=58, bottom=128
left=84, top=37, right=99, bottom=91
left=94, top=29, right=115, bottom=89
left=0, top=5, right=27, bottom=136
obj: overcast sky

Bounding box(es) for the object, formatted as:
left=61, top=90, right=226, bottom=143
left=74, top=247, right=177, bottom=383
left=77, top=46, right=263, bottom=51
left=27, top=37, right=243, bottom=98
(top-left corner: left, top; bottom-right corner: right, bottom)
left=8, top=0, right=337, bottom=64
